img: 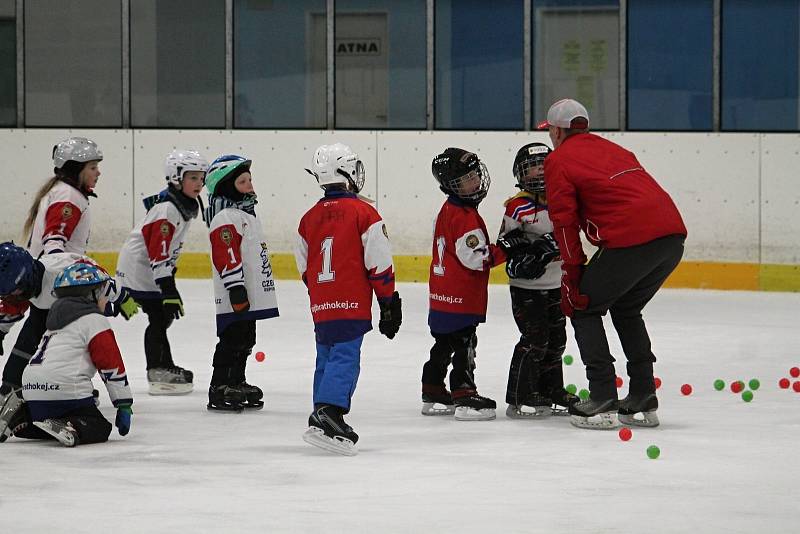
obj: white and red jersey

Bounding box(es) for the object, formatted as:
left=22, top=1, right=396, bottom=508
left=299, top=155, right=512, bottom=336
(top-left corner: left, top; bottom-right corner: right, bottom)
left=27, top=180, right=92, bottom=257
left=116, top=201, right=191, bottom=298
left=499, top=192, right=562, bottom=290
left=208, top=207, right=279, bottom=335
left=294, top=191, right=395, bottom=344
left=22, top=310, right=132, bottom=420
left=428, top=196, right=506, bottom=334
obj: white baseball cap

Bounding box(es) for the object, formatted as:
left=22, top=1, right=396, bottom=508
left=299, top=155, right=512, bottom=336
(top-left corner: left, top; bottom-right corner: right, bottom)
left=536, top=98, right=590, bottom=129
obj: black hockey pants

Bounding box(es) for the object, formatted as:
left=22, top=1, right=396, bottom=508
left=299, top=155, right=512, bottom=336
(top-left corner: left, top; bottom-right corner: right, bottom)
left=505, top=287, right=566, bottom=405
left=139, top=298, right=175, bottom=370
left=1, top=305, right=48, bottom=390
left=16, top=404, right=112, bottom=445
left=572, top=234, right=685, bottom=401
left=211, top=319, right=256, bottom=387
left=422, top=325, right=479, bottom=393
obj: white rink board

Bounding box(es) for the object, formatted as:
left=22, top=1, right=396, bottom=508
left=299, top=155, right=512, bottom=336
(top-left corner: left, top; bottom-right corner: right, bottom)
left=0, top=130, right=798, bottom=264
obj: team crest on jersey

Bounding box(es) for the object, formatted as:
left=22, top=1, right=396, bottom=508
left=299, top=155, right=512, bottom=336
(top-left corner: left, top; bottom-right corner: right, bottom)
left=159, top=222, right=170, bottom=236
left=61, top=205, right=73, bottom=220
left=220, top=228, right=232, bottom=245
left=382, top=224, right=388, bottom=238
left=465, top=234, right=479, bottom=248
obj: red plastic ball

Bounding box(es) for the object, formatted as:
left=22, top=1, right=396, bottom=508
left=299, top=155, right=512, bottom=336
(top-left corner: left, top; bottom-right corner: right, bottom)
left=255, top=351, right=265, bottom=362
left=793, top=381, right=800, bottom=393
left=615, top=376, right=623, bottom=388
left=779, top=378, right=791, bottom=389
left=654, top=376, right=662, bottom=390
left=680, top=384, right=693, bottom=396
left=730, top=381, right=744, bottom=393
left=618, top=427, right=632, bottom=441
left=790, top=367, right=800, bottom=378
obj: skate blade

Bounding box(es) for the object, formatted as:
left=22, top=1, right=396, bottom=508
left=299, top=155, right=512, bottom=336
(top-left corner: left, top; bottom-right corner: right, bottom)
left=505, top=405, right=551, bottom=419
left=243, top=401, right=265, bottom=410
left=421, top=402, right=455, bottom=416
left=33, top=421, right=76, bottom=447
left=551, top=406, right=570, bottom=416
left=569, top=412, right=620, bottom=430
left=454, top=406, right=496, bottom=421
left=149, top=382, right=193, bottom=396
left=618, top=411, right=659, bottom=428
left=302, top=427, right=358, bottom=456
left=0, top=391, right=24, bottom=441
left=206, top=403, right=244, bottom=413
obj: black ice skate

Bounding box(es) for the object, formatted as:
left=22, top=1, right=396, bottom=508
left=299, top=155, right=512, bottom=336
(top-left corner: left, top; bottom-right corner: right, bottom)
left=569, top=397, right=620, bottom=429
left=547, top=388, right=580, bottom=416
left=506, top=392, right=552, bottom=419
left=238, top=382, right=264, bottom=410
left=453, top=389, right=496, bottom=421
left=302, top=404, right=359, bottom=456
left=148, top=366, right=194, bottom=396
left=207, top=384, right=246, bottom=412
left=421, top=385, right=455, bottom=416
left=618, top=393, right=659, bottom=427
left=0, top=389, right=25, bottom=443
left=33, top=419, right=79, bottom=447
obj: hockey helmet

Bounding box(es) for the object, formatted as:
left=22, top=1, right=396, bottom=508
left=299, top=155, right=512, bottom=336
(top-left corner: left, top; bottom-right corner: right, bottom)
left=431, top=148, right=490, bottom=204
left=165, top=149, right=209, bottom=188
left=512, top=143, right=551, bottom=193
left=0, top=242, right=35, bottom=298
left=205, top=155, right=252, bottom=196
left=306, top=143, right=365, bottom=193
left=52, top=262, right=111, bottom=299
left=52, top=137, right=103, bottom=169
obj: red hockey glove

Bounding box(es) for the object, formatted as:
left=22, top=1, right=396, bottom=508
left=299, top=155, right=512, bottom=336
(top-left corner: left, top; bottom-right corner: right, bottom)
left=560, top=264, right=589, bottom=317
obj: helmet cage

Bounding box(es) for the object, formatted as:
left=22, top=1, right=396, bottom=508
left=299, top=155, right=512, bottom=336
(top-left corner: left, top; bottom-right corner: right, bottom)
left=443, top=162, right=491, bottom=203
left=514, top=156, right=546, bottom=193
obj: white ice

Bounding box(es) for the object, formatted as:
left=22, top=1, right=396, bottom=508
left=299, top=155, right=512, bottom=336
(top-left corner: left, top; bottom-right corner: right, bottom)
left=2, top=280, right=799, bottom=533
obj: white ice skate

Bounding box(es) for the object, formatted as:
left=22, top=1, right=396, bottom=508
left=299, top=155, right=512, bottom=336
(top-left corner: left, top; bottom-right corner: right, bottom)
left=618, top=410, right=659, bottom=428
left=33, top=419, right=78, bottom=447
left=302, top=426, right=358, bottom=456
left=148, top=367, right=193, bottom=396
left=505, top=404, right=551, bottom=419
left=0, top=389, right=25, bottom=443
left=618, top=394, right=660, bottom=427
left=453, top=392, right=496, bottom=421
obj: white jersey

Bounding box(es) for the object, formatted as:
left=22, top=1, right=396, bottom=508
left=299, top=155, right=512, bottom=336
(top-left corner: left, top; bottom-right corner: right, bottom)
left=116, top=201, right=192, bottom=297
left=499, top=192, right=562, bottom=290
left=208, top=208, right=279, bottom=335
left=22, top=312, right=132, bottom=408
left=28, top=180, right=92, bottom=257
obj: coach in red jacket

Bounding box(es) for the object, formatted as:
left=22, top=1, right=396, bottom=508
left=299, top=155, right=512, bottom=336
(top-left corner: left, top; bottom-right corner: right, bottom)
left=538, top=99, right=687, bottom=430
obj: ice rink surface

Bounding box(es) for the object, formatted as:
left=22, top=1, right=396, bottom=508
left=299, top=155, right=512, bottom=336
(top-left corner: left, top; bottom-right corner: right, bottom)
left=1, top=280, right=798, bottom=533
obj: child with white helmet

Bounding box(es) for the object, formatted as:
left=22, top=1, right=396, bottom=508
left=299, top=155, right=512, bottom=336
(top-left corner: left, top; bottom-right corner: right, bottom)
left=23, top=137, right=103, bottom=257
left=116, top=149, right=208, bottom=395
left=294, top=143, right=401, bottom=456
left=205, top=155, right=278, bottom=411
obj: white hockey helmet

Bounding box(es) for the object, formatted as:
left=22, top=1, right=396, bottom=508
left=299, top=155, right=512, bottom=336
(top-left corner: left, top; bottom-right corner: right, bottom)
left=52, top=137, right=103, bottom=169
left=164, top=149, right=209, bottom=187
left=306, top=143, right=365, bottom=193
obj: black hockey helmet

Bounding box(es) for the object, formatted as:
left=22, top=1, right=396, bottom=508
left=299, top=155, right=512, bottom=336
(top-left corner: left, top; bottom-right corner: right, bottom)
left=512, top=142, right=551, bottom=193
left=431, top=148, right=490, bottom=204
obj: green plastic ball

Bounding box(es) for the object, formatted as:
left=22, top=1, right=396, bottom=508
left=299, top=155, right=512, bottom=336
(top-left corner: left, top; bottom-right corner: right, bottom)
left=578, top=388, right=590, bottom=401
left=565, top=383, right=578, bottom=395
left=563, top=355, right=574, bottom=365
left=713, top=379, right=725, bottom=391
left=742, top=390, right=754, bottom=402
left=646, top=445, right=660, bottom=459
left=748, top=379, right=760, bottom=391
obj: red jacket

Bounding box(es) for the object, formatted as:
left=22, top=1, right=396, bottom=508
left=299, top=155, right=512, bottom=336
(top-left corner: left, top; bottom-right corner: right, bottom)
left=544, top=133, right=687, bottom=266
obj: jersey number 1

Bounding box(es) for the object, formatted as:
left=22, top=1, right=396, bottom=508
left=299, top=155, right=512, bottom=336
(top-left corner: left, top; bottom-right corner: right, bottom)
left=318, top=237, right=335, bottom=283
left=29, top=334, right=55, bottom=365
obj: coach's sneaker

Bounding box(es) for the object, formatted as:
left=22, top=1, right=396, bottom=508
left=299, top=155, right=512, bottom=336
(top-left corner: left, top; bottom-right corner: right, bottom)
left=0, top=389, right=25, bottom=443
left=453, top=389, right=496, bottom=421
left=569, top=397, right=620, bottom=430
left=148, top=366, right=193, bottom=395
left=618, top=393, right=659, bottom=427
left=421, top=384, right=455, bottom=416
left=33, top=419, right=79, bottom=447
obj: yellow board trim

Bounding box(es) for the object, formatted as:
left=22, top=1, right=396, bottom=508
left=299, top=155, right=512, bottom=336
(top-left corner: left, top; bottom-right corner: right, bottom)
left=86, top=252, right=800, bottom=292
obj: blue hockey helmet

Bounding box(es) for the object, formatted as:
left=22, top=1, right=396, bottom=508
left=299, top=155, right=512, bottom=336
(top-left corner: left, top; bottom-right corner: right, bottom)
left=53, top=262, right=111, bottom=299
left=0, top=242, right=35, bottom=297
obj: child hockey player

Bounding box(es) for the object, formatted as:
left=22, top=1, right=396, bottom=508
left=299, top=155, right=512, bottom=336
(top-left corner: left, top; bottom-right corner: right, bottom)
left=116, top=149, right=208, bottom=395
left=0, top=242, right=136, bottom=423
left=205, top=155, right=279, bottom=411
left=295, top=143, right=401, bottom=456
left=23, top=136, right=103, bottom=257
left=0, top=262, right=133, bottom=446
left=424, top=148, right=526, bottom=421
left=499, top=143, right=577, bottom=418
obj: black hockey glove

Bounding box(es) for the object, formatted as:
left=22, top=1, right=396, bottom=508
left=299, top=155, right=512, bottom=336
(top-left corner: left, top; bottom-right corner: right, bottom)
left=156, top=276, right=184, bottom=321
left=378, top=291, right=402, bottom=340
left=506, top=251, right=547, bottom=280
left=496, top=228, right=530, bottom=255
left=229, top=285, right=250, bottom=314
left=528, top=233, right=560, bottom=265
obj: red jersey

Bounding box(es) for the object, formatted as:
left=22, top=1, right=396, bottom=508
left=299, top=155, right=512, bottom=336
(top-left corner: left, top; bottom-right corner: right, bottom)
left=295, top=191, right=395, bottom=344
left=544, top=133, right=687, bottom=266
left=428, top=197, right=506, bottom=334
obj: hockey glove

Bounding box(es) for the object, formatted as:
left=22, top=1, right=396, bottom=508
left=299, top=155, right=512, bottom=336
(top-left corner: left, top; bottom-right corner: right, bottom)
left=496, top=228, right=530, bottom=255
left=157, top=276, right=184, bottom=321
left=560, top=264, right=590, bottom=318
left=378, top=291, right=402, bottom=340
left=229, top=286, right=250, bottom=314
left=506, top=252, right=546, bottom=280
left=117, top=291, right=139, bottom=321
left=115, top=404, right=132, bottom=436
left=529, top=233, right=560, bottom=264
